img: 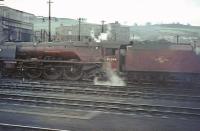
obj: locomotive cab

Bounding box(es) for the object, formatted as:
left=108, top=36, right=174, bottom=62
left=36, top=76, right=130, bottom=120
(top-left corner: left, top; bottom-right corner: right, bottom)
left=101, top=41, right=132, bottom=72
left=104, top=48, right=118, bottom=71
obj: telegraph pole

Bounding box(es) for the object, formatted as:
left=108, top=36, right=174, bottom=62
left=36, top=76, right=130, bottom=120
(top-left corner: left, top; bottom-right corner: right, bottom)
left=78, top=18, right=84, bottom=41
left=78, top=18, right=81, bottom=41
left=101, top=20, right=105, bottom=33
left=176, top=35, right=179, bottom=44
left=47, top=0, right=53, bottom=42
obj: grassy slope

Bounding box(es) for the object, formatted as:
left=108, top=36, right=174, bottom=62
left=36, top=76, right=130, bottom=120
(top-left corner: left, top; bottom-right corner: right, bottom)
left=130, top=24, right=200, bottom=43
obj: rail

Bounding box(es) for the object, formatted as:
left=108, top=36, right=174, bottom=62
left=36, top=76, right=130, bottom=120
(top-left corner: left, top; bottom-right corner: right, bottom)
left=0, top=92, right=199, bottom=119
left=0, top=123, right=69, bottom=131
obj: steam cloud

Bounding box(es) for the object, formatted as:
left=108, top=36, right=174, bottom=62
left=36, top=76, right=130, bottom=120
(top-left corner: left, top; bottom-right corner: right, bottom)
left=94, top=64, right=126, bottom=86
left=90, top=24, right=112, bottom=42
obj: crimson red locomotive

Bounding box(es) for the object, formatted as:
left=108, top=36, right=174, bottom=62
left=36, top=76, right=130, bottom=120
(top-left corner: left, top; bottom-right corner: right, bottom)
left=0, top=41, right=105, bottom=80
left=0, top=40, right=200, bottom=83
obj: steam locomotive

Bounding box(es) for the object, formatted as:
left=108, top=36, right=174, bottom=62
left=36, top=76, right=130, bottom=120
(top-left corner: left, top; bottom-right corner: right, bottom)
left=0, top=41, right=108, bottom=80
left=1, top=40, right=200, bottom=83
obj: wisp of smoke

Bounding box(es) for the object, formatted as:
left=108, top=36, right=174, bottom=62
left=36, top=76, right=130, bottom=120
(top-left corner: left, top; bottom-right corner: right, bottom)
left=90, top=29, right=100, bottom=42
left=90, top=24, right=112, bottom=43
left=94, top=64, right=126, bottom=86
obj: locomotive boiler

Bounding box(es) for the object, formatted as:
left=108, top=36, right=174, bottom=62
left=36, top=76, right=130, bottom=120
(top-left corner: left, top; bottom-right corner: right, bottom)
left=0, top=41, right=105, bottom=80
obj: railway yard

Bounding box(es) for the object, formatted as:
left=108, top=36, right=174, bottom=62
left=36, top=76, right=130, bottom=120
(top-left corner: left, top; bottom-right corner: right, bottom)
left=1, top=0, right=200, bottom=130
left=0, top=78, right=199, bottom=131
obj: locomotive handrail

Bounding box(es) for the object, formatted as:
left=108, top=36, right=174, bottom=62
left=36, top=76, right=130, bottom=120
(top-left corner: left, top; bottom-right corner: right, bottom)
left=0, top=58, right=103, bottom=64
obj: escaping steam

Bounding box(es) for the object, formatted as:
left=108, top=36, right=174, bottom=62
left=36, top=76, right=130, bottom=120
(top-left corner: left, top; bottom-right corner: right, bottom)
left=90, top=29, right=100, bottom=42
left=90, top=24, right=112, bottom=42
left=94, top=64, right=126, bottom=86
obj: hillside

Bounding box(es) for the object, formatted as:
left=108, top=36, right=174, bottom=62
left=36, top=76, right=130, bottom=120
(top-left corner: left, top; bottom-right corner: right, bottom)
left=130, top=24, right=200, bottom=43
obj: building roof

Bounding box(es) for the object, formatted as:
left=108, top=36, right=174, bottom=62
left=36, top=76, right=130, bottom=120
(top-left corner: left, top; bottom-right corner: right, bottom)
left=0, top=6, right=34, bottom=16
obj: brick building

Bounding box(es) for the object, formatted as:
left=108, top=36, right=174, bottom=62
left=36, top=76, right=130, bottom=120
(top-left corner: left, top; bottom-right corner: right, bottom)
left=55, top=23, right=101, bottom=41
left=33, top=17, right=78, bottom=42
left=108, top=21, right=130, bottom=42
left=55, top=21, right=130, bottom=42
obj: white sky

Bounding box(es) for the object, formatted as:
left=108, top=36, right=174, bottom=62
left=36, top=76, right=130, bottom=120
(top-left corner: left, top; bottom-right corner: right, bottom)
left=1, top=0, right=200, bottom=25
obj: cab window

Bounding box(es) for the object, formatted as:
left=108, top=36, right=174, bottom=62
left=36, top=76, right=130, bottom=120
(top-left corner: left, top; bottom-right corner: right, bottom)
left=105, top=48, right=116, bottom=56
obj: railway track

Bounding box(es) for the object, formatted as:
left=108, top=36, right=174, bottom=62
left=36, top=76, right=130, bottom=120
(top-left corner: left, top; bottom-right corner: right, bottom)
left=0, top=92, right=199, bottom=119
left=0, top=123, right=68, bottom=131
left=1, top=78, right=200, bottom=95
left=0, top=80, right=200, bottom=102
left=0, top=78, right=93, bottom=86
left=0, top=78, right=200, bottom=120
left=2, top=77, right=200, bottom=87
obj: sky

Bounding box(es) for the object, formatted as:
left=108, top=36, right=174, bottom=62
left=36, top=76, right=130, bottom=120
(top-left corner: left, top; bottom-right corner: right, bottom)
left=1, top=0, right=200, bottom=25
